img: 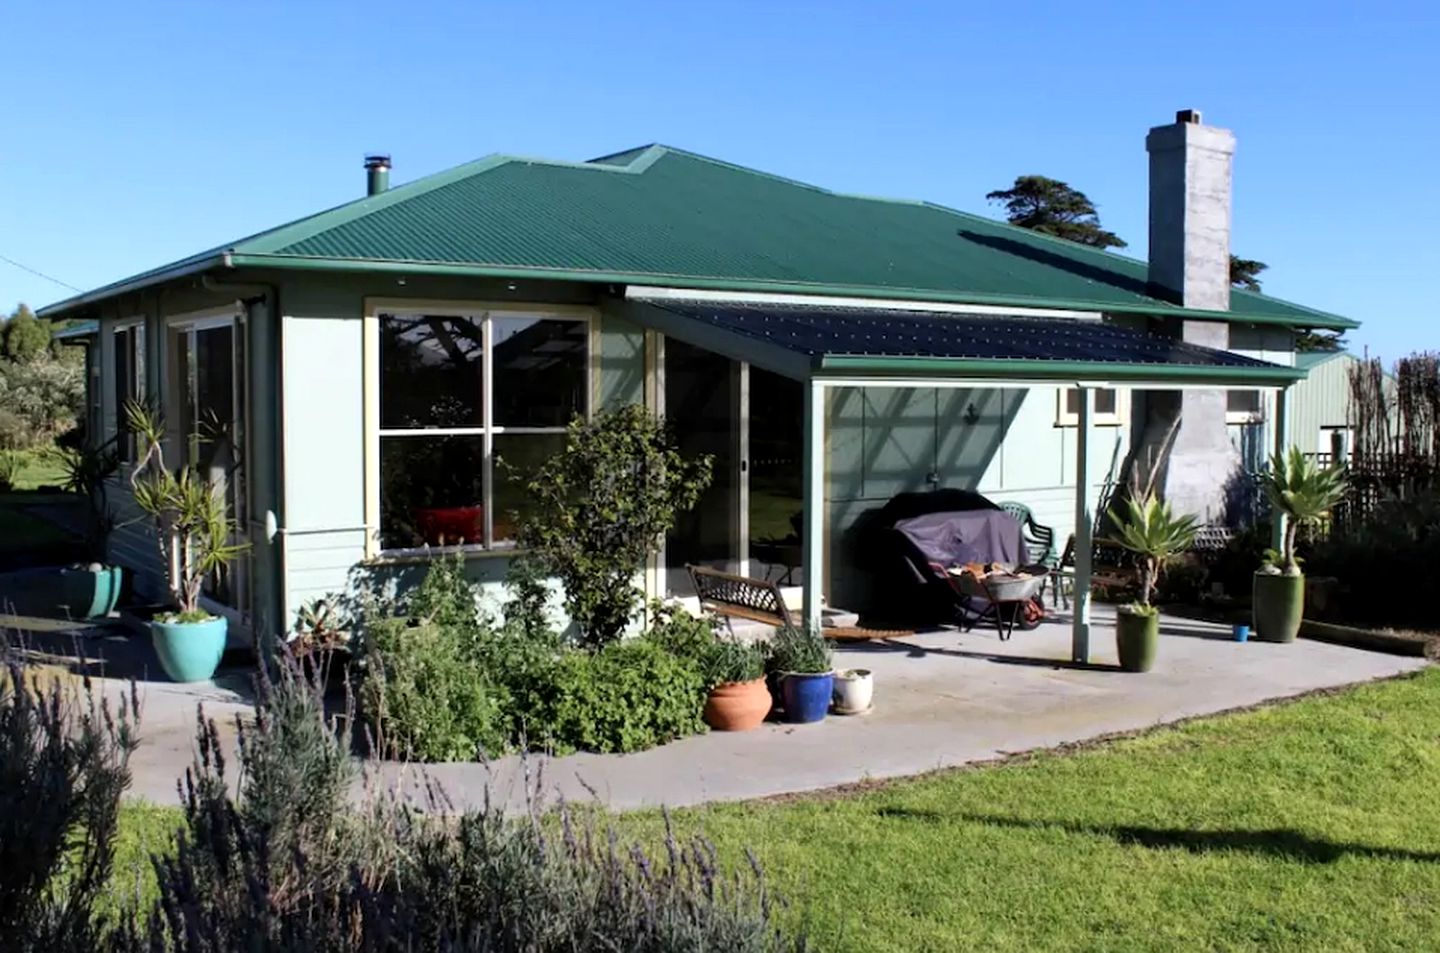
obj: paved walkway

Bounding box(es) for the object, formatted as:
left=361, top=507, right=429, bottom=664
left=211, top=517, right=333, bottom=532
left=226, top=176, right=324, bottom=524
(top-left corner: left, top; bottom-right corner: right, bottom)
left=9, top=606, right=1427, bottom=812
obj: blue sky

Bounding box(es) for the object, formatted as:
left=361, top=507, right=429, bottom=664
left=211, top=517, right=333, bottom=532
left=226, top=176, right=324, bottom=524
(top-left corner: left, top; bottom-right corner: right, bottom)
left=3, top=0, right=1435, bottom=357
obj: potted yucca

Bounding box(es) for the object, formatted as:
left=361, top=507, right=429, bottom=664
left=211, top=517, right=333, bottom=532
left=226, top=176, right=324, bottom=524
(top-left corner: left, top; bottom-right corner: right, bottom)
left=1108, top=493, right=1198, bottom=672
left=126, top=400, right=249, bottom=682
left=1254, top=448, right=1347, bottom=642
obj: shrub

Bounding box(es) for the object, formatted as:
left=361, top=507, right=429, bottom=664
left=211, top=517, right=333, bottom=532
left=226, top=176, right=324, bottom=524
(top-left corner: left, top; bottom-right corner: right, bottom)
left=0, top=657, right=139, bottom=951
left=2, top=648, right=803, bottom=950
left=543, top=639, right=707, bottom=754
left=516, top=405, right=713, bottom=648
left=644, top=599, right=720, bottom=666
left=0, top=451, right=20, bottom=492
left=358, top=617, right=510, bottom=760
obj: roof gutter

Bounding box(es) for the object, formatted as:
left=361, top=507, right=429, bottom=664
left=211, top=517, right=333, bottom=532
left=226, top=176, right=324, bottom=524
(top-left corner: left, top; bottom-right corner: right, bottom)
left=224, top=253, right=1358, bottom=330
left=817, top=354, right=1305, bottom=387
left=36, top=252, right=233, bottom=319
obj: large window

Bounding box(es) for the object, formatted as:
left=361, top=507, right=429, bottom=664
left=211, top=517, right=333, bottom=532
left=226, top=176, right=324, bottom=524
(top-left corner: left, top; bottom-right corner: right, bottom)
left=112, top=322, right=146, bottom=461
left=376, top=309, right=589, bottom=552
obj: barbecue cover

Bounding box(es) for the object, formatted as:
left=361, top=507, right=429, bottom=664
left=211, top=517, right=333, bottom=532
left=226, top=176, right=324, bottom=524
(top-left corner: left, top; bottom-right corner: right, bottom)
left=893, top=509, right=1024, bottom=569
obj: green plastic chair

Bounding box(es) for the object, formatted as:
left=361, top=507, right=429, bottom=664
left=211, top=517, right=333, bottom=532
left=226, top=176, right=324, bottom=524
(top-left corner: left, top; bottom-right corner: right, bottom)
left=997, top=501, right=1058, bottom=568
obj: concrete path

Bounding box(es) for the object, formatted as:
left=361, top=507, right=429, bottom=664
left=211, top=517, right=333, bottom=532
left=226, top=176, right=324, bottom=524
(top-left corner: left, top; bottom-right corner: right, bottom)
left=10, top=606, right=1425, bottom=812
left=379, top=607, right=1426, bottom=813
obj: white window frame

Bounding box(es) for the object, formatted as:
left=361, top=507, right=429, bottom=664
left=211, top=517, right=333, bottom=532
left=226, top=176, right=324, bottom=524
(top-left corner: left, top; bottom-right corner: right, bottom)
left=1056, top=387, right=1124, bottom=427
left=112, top=317, right=146, bottom=462
left=1225, top=389, right=1266, bottom=425
left=363, top=299, right=598, bottom=559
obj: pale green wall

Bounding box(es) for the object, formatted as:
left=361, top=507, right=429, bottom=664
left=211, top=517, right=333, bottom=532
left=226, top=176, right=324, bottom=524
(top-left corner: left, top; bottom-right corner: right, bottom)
left=1290, top=352, right=1366, bottom=457
left=273, top=276, right=644, bottom=631
left=825, top=383, right=1128, bottom=610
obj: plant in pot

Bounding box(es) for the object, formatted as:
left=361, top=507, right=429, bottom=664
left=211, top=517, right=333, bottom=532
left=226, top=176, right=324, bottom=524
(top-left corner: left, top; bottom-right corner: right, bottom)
left=700, top=637, right=769, bottom=731
left=832, top=667, right=874, bottom=715
left=1254, top=448, right=1347, bottom=643
left=766, top=624, right=835, bottom=723
left=1108, top=492, right=1198, bottom=673
left=54, top=439, right=123, bottom=619
left=126, top=400, right=250, bottom=683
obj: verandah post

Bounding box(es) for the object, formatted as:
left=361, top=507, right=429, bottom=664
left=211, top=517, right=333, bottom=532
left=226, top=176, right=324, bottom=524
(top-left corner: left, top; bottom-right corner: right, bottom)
left=1072, top=386, right=1094, bottom=663
left=802, top=379, right=827, bottom=631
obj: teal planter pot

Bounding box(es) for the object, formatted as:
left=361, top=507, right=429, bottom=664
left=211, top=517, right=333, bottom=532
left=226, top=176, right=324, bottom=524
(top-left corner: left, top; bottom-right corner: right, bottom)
left=61, top=565, right=123, bottom=620
left=151, top=615, right=228, bottom=683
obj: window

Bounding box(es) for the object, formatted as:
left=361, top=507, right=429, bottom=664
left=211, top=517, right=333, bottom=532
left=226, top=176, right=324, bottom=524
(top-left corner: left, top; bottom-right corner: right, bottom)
left=375, top=308, right=589, bottom=552
left=1057, top=387, right=1123, bottom=426
left=1226, top=390, right=1265, bottom=423
left=112, top=322, right=145, bottom=461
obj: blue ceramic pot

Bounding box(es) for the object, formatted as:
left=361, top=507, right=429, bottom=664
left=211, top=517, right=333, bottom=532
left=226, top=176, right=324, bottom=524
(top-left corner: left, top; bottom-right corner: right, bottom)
left=780, top=671, right=834, bottom=724
left=61, top=565, right=123, bottom=619
left=151, top=615, right=228, bottom=683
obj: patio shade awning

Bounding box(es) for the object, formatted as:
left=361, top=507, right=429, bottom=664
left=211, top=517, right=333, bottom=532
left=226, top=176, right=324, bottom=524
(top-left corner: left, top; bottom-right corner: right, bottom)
left=621, top=296, right=1304, bottom=388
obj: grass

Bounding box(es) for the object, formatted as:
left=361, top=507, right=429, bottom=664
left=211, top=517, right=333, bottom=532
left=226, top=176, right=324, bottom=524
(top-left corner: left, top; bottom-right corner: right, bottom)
left=115, top=669, right=1440, bottom=951
left=12, top=449, right=68, bottom=491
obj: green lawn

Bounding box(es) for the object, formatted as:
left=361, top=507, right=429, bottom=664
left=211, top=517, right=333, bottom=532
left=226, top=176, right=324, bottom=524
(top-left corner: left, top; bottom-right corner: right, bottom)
left=116, top=669, right=1440, bottom=951
left=13, top=449, right=68, bottom=490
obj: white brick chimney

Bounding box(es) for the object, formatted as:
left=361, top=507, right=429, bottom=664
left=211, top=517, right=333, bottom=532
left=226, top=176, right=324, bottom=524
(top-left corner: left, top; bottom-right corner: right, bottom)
left=1143, top=109, right=1240, bottom=522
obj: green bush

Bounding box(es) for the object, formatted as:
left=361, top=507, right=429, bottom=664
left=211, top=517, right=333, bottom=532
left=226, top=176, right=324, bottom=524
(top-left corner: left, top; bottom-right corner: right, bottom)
left=545, top=640, right=707, bottom=754
left=358, top=618, right=510, bottom=761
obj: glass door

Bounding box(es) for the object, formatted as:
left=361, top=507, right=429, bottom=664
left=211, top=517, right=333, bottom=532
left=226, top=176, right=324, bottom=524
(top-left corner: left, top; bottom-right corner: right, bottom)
left=170, top=315, right=247, bottom=612
left=662, top=337, right=743, bottom=596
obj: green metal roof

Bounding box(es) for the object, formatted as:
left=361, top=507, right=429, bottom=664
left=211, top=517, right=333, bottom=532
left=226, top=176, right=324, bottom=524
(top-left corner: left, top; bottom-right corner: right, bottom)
left=39, top=145, right=1356, bottom=330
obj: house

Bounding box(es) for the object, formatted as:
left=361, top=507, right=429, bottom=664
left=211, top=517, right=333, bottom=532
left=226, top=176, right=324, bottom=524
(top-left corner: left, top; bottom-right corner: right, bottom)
left=41, top=110, right=1356, bottom=660
left=1288, top=350, right=1377, bottom=462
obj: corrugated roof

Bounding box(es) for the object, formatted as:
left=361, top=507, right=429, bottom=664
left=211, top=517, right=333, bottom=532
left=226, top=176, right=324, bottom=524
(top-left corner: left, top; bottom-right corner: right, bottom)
left=40, top=145, right=1355, bottom=329
left=1294, top=349, right=1352, bottom=370
left=633, top=299, right=1302, bottom=385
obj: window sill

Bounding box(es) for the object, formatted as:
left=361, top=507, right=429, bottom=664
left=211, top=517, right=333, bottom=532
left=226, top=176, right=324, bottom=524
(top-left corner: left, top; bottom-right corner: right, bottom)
left=362, top=545, right=528, bottom=566
left=1055, top=419, right=1124, bottom=428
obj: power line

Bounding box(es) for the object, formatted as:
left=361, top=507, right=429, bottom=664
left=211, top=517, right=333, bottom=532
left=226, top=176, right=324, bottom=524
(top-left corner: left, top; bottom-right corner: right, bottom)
left=0, top=252, right=83, bottom=293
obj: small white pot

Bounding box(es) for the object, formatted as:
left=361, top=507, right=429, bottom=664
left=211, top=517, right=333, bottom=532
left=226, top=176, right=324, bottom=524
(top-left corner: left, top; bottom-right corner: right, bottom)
left=831, top=668, right=874, bottom=714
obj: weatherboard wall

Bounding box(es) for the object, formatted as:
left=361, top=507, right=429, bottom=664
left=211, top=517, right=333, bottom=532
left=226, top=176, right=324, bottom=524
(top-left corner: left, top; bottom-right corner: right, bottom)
left=273, top=275, right=641, bottom=629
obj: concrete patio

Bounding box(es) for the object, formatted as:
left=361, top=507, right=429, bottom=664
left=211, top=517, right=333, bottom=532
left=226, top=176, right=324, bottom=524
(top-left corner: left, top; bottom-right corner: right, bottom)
left=8, top=605, right=1425, bottom=811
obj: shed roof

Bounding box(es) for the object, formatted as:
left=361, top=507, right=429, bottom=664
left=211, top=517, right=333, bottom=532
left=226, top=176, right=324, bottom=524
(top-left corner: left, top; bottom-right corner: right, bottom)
left=623, top=298, right=1303, bottom=387
left=40, top=145, right=1354, bottom=330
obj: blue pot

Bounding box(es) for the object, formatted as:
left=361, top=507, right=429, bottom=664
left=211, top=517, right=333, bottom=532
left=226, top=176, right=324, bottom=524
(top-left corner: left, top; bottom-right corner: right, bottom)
left=151, top=615, right=228, bottom=683
left=780, top=671, right=834, bottom=724
left=61, top=566, right=123, bottom=619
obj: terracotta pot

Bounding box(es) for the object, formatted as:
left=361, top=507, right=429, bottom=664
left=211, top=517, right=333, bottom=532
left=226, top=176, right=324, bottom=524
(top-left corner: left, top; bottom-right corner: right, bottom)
left=703, top=677, right=770, bottom=731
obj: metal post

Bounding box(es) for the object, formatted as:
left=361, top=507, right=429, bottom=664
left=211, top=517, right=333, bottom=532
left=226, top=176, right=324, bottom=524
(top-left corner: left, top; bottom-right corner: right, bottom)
left=1072, top=386, right=1093, bottom=663
left=802, top=379, right=826, bottom=631
left=1270, top=387, right=1290, bottom=553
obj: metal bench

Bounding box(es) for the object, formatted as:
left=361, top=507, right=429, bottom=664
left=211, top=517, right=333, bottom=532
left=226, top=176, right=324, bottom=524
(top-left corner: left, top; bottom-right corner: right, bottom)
left=686, top=565, right=911, bottom=641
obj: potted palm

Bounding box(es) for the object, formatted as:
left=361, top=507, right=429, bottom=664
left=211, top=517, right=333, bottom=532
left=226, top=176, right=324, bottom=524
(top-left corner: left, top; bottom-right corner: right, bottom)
left=1108, top=493, right=1198, bottom=672
left=700, top=638, right=769, bottom=731
left=54, top=439, right=124, bottom=619
left=126, top=400, right=250, bottom=682
left=1254, top=448, right=1347, bottom=643
left=766, top=624, right=834, bottom=723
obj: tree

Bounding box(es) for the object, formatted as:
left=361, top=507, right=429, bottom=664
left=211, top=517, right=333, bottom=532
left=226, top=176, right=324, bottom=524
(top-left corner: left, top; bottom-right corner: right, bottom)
left=1295, top=329, right=1346, bottom=352
left=515, top=405, right=712, bottom=648
left=1230, top=255, right=1268, bottom=293
left=1, top=304, right=50, bottom=363
left=986, top=175, right=1128, bottom=250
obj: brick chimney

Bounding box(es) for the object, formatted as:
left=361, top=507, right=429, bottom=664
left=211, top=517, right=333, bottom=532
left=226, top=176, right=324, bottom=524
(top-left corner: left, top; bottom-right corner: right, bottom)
left=1143, top=109, right=1240, bottom=522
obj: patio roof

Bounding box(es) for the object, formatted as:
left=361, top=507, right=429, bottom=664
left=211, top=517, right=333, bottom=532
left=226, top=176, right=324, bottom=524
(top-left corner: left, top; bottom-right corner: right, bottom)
left=621, top=294, right=1304, bottom=388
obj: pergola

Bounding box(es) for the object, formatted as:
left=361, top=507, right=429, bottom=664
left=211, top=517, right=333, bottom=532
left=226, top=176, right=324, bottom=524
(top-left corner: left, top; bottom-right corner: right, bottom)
left=619, top=290, right=1304, bottom=662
